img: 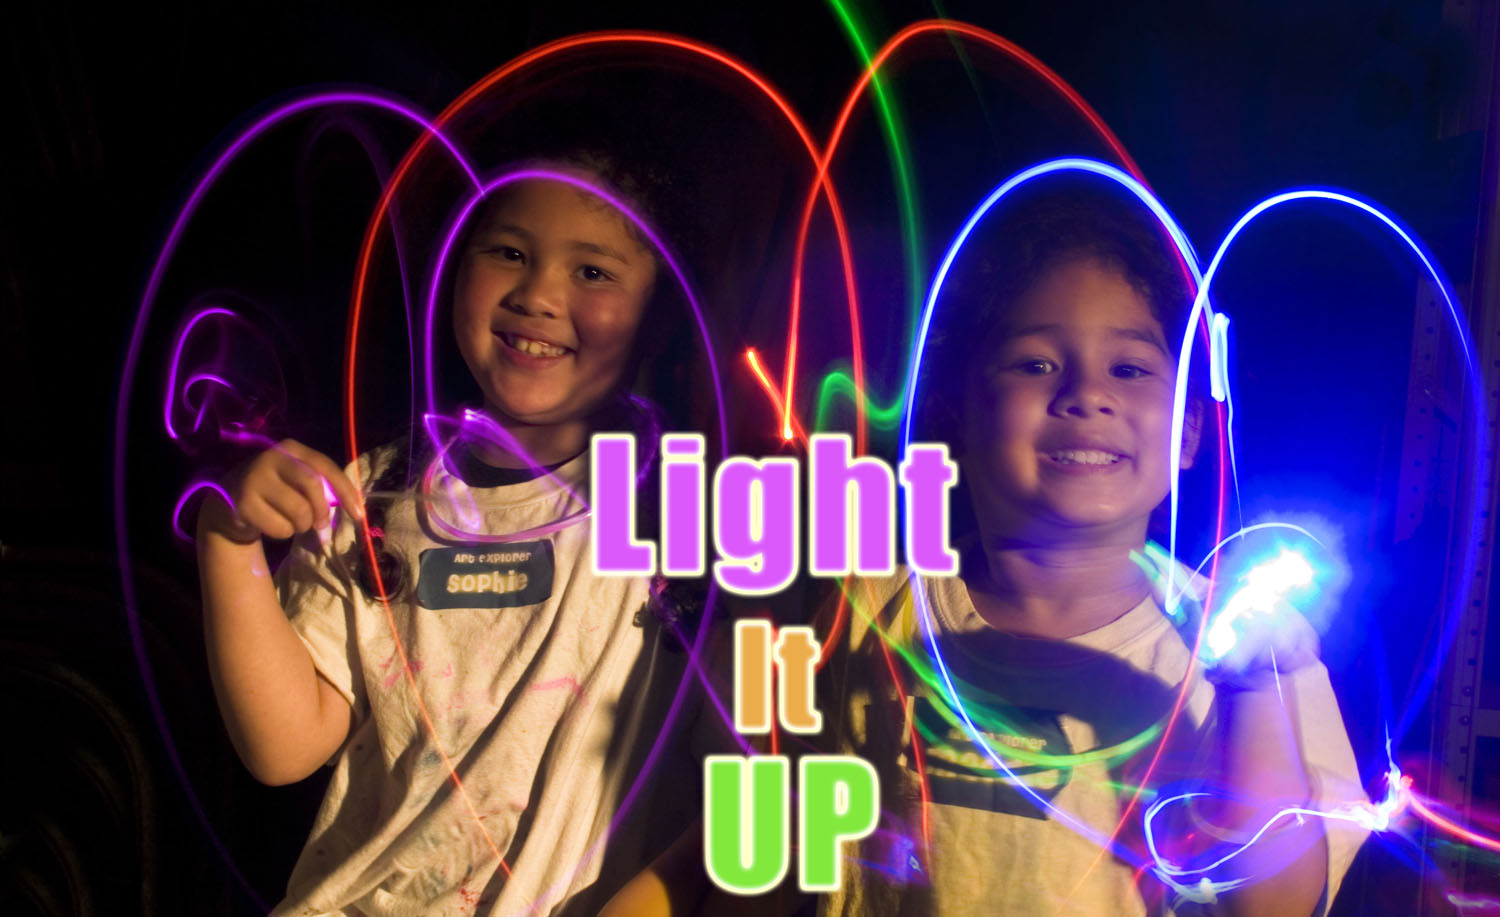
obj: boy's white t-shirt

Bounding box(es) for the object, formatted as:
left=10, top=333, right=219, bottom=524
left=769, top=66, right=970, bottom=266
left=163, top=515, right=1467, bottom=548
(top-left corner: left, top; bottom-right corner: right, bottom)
left=818, top=567, right=1369, bottom=917
left=271, top=443, right=697, bottom=917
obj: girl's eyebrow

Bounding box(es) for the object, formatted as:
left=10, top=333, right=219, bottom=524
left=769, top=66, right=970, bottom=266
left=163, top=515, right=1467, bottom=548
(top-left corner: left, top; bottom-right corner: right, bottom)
left=476, top=224, right=629, bottom=263
left=569, top=240, right=629, bottom=263
left=483, top=223, right=531, bottom=239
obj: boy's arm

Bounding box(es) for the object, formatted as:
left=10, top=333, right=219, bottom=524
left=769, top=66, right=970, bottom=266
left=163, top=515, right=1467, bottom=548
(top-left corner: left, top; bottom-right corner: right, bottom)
left=197, top=439, right=363, bottom=786
left=1190, top=606, right=1331, bottom=917
left=1205, top=683, right=1328, bottom=917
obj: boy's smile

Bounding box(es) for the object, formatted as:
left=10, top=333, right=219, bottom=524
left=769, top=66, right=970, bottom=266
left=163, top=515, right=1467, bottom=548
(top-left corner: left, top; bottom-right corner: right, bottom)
left=451, top=178, right=657, bottom=460
left=960, top=256, right=1194, bottom=544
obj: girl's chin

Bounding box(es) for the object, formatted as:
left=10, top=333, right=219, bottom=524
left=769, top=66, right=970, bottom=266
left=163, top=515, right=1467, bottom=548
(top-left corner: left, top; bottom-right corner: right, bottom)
left=475, top=401, right=577, bottom=429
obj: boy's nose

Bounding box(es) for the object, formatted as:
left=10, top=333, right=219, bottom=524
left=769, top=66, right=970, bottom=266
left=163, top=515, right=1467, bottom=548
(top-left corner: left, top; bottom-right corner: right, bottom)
left=1052, top=369, right=1115, bottom=417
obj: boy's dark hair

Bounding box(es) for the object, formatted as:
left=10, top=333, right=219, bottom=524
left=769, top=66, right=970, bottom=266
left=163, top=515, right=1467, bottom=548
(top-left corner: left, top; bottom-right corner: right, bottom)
left=917, top=182, right=1208, bottom=542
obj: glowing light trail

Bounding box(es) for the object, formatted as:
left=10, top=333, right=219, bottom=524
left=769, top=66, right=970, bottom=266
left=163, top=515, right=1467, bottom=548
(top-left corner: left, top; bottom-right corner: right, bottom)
left=780, top=19, right=1149, bottom=443
left=116, top=89, right=478, bottom=911
left=1180, top=188, right=1483, bottom=743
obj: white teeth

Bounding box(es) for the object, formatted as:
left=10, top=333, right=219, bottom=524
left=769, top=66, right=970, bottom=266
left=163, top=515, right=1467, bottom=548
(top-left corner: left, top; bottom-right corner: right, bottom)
left=505, top=334, right=567, bottom=357
left=1050, top=449, right=1123, bottom=466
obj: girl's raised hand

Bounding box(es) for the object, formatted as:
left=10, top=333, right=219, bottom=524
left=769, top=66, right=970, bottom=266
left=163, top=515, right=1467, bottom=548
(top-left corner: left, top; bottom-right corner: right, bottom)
left=199, top=439, right=365, bottom=545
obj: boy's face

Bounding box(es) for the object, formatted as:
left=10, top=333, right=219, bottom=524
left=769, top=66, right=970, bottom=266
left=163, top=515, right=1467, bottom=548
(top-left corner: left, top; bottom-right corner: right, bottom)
left=960, top=256, right=1191, bottom=544
left=452, top=179, right=657, bottom=430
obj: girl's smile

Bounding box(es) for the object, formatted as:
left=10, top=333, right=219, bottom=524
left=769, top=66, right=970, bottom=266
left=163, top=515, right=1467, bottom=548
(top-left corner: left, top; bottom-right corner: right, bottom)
left=495, top=331, right=572, bottom=360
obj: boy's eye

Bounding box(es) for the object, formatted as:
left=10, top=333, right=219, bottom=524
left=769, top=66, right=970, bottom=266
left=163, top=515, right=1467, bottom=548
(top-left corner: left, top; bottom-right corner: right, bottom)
left=1112, top=363, right=1152, bottom=379
left=1013, top=359, right=1055, bottom=375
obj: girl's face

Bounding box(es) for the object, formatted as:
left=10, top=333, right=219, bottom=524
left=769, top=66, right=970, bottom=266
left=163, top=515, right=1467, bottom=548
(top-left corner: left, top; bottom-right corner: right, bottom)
left=452, top=179, right=658, bottom=433
left=960, top=256, right=1192, bottom=545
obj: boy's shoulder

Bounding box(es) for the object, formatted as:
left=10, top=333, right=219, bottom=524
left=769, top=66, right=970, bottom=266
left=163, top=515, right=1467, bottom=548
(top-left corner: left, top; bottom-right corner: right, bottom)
left=839, top=569, right=924, bottom=654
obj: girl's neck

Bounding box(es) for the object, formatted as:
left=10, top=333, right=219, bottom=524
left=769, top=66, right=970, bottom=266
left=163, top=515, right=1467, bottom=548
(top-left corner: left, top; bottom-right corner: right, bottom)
left=965, top=530, right=1151, bottom=640
left=471, top=407, right=591, bottom=470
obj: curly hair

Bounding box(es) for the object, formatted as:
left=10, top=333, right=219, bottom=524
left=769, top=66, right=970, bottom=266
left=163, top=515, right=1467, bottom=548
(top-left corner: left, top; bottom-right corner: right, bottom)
left=918, top=183, right=1200, bottom=446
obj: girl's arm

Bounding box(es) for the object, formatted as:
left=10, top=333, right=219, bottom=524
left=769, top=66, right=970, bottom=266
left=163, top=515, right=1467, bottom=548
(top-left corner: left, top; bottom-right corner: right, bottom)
left=596, top=823, right=706, bottom=917
left=197, top=438, right=364, bottom=786
left=597, top=820, right=811, bottom=917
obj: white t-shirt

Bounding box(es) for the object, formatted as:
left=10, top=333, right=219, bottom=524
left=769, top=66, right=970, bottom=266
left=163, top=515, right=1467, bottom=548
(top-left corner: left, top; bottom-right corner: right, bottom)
left=272, top=443, right=697, bottom=917
left=817, top=565, right=1369, bottom=916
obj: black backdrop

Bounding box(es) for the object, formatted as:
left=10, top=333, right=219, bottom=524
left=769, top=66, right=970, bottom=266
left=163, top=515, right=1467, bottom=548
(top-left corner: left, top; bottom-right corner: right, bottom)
left=1, top=1, right=1492, bottom=913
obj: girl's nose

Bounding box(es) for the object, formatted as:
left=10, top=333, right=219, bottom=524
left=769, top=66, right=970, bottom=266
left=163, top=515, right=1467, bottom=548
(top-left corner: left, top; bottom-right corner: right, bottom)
left=506, top=271, right=565, bottom=319
left=1051, top=367, right=1116, bottom=417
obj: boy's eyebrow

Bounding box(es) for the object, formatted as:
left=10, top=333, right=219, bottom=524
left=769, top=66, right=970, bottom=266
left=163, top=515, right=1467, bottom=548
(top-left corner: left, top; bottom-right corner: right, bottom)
left=1006, top=323, right=1170, bottom=352
left=1110, top=326, right=1170, bottom=352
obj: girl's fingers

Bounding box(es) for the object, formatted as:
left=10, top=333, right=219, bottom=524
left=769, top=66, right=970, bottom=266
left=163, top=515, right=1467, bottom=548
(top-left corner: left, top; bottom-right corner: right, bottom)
left=225, top=439, right=365, bottom=543
left=285, top=444, right=366, bottom=522
left=280, top=463, right=332, bottom=531
left=236, top=493, right=293, bottom=541
left=259, top=479, right=318, bottom=537
left=321, top=467, right=366, bottom=523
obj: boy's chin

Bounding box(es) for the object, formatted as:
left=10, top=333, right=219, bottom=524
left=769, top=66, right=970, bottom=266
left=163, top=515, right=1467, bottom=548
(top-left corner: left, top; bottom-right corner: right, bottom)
left=1032, top=503, right=1154, bottom=540
left=977, top=500, right=1151, bottom=546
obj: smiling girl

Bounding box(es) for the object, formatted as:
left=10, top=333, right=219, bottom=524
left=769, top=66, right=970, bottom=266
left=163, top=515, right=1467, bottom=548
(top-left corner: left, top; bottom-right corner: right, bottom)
left=196, top=152, right=706, bottom=916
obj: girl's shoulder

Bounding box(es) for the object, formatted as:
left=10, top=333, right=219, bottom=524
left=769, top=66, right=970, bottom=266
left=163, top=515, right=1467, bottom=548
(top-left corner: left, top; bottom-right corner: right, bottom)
left=349, top=435, right=421, bottom=497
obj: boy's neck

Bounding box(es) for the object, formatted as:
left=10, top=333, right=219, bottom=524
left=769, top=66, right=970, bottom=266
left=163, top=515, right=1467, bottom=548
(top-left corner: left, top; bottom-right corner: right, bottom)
left=965, top=532, right=1152, bottom=640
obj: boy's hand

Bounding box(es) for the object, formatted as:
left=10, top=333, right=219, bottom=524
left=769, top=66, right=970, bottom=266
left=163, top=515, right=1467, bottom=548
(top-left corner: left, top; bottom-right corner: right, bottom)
left=1204, top=599, right=1321, bottom=692
left=199, top=439, right=365, bottom=545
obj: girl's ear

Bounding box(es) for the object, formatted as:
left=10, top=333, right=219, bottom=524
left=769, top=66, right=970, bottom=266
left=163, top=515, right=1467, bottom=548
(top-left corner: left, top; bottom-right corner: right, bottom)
left=1178, top=397, right=1205, bottom=470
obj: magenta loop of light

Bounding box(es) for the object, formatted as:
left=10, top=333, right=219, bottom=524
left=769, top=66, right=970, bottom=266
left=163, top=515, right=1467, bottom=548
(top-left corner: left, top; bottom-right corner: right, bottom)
left=119, top=89, right=481, bottom=910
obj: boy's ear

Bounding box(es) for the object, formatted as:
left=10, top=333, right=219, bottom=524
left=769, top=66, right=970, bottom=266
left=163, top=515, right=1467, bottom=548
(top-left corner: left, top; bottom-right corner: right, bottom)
left=1178, top=397, right=1205, bottom=470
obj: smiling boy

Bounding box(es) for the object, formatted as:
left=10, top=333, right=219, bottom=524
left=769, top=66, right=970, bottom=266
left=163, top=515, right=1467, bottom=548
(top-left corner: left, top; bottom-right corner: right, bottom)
left=814, top=188, right=1370, bottom=916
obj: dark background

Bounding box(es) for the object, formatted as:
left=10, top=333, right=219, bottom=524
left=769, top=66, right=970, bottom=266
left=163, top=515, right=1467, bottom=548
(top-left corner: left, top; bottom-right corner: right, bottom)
left=2, top=0, right=1496, bottom=913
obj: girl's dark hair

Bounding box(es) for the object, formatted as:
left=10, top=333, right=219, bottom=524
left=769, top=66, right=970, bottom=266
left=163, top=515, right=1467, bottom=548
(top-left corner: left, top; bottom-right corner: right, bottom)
left=919, top=183, right=1208, bottom=542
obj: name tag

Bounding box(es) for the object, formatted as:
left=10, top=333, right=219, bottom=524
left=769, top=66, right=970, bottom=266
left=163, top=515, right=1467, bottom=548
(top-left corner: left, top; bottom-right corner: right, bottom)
left=416, top=541, right=555, bottom=609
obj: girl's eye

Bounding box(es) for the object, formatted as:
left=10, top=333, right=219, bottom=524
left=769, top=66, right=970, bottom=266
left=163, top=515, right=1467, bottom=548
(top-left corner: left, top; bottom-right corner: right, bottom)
left=578, top=264, right=614, bottom=283
left=1113, top=363, right=1151, bottom=379
left=489, top=246, right=524, bottom=263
